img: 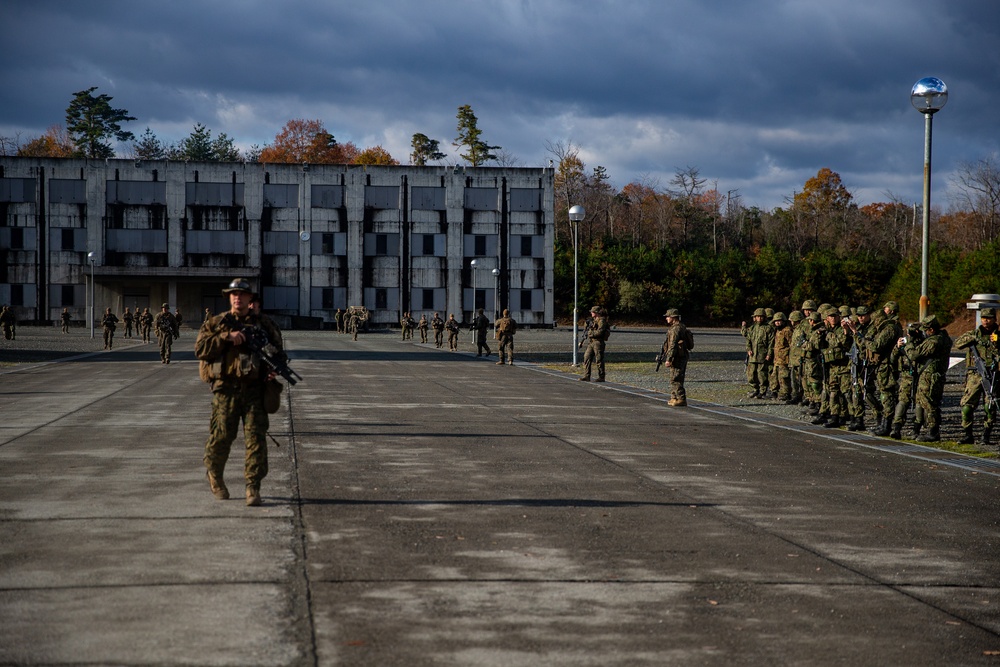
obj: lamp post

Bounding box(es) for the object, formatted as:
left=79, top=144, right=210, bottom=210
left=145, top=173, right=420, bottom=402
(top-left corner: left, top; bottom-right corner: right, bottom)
left=470, top=259, right=478, bottom=320
left=910, top=77, right=948, bottom=321
left=492, top=268, right=500, bottom=324
left=568, top=205, right=586, bottom=366
left=87, top=251, right=95, bottom=339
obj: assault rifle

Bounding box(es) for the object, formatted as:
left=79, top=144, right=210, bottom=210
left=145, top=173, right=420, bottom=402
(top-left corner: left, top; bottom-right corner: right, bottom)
left=221, top=314, right=302, bottom=386
left=848, top=340, right=866, bottom=403
left=578, top=317, right=594, bottom=349
left=966, top=343, right=998, bottom=413
left=655, top=352, right=666, bottom=372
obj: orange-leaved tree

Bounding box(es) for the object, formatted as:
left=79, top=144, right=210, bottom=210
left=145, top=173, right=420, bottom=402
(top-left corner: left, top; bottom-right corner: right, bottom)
left=17, top=125, right=75, bottom=158
left=353, top=145, right=399, bottom=165
left=259, top=119, right=359, bottom=164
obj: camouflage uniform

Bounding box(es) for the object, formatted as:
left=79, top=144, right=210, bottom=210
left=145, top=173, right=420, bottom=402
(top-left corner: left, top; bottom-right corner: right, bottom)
left=797, top=300, right=819, bottom=408
left=495, top=309, right=517, bottom=365
left=772, top=313, right=792, bottom=401
left=101, top=309, right=119, bottom=349
left=911, top=315, right=953, bottom=442
left=60, top=308, right=72, bottom=333
left=154, top=303, right=179, bottom=364
left=140, top=309, right=153, bottom=343
left=418, top=315, right=429, bottom=343
left=580, top=307, right=610, bottom=382
left=867, top=302, right=903, bottom=434
left=196, top=278, right=284, bottom=506
left=660, top=308, right=692, bottom=405
left=787, top=311, right=805, bottom=404
left=888, top=323, right=925, bottom=439
left=445, top=314, right=460, bottom=351
left=744, top=308, right=774, bottom=398
left=0, top=306, right=15, bottom=340
left=471, top=309, right=492, bottom=356
left=953, top=307, right=1000, bottom=445
left=801, top=312, right=828, bottom=421
left=432, top=313, right=445, bottom=348
left=400, top=312, right=414, bottom=340
left=123, top=308, right=134, bottom=338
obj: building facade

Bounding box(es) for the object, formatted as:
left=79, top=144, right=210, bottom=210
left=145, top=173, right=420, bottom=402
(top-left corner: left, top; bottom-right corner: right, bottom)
left=0, top=158, right=555, bottom=328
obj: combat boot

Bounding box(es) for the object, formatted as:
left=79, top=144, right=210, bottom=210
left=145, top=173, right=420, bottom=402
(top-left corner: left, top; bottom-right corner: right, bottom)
left=246, top=484, right=262, bottom=507
left=889, top=422, right=902, bottom=439
left=810, top=412, right=829, bottom=425
left=823, top=415, right=842, bottom=429
left=916, top=427, right=940, bottom=443
left=847, top=418, right=862, bottom=432
left=872, top=418, right=891, bottom=437
left=958, top=425, right=974, bottom=445
left=207, top=470, right=229, bottom=500
left=911, top=423, right=923, bottom=438
left=578, top=375, right=591, bottom=381
left=981, top=427, right=992, bottom=447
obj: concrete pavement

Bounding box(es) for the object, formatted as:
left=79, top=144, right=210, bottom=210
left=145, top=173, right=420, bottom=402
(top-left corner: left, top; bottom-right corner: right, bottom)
left=1, top=330, right=999, bottom=666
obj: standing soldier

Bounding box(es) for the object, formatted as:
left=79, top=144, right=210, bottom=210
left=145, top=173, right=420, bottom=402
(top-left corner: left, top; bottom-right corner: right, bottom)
left=471, top=308, right=492, bottom=357
left=139, top=307, right=153, bottom=343
left=154, top=302, right=179, bottom=364
left=122, top=307, right=134, bottom=339
left=842, top=306, right=877, bottom=431
left=418, top=314, right=429, bottom=343
left=60, top=307, right=72, bottom=333
left=743, top=308, right=774, bottom=398
left=580, top=306, right=610, bottom=382
left=495, top=308, right=517, bottom=365
left=400, top=311, right=414, bottom=340
left=196, top=278, right=285, bottom=507
left=771, top=312, right=792, bottom=402
left=445, top=313, right=460, bottom=351
left=660, top=308, right=693, bottom=405
left=101, top=307, right=119, bottom=350
left=432, top=312, right=445, bottom=348
left=953, top=307, right=1000, bottom=445
left=174, top=308, right=184, bottom=337
left=888, top=322, right=925, bottom=439
left=821, top=307, right=853, bottom=429
left=910, top=315, right=953, bottom=442
left=802, top=312, right=830, bottom=423
left=867, top=301, right=903, bottom=435
left=1, top=305, right=16, bottom=340
left=335, top=308, right=344, bottom=333
left=787, top=311, right=806, bottom=404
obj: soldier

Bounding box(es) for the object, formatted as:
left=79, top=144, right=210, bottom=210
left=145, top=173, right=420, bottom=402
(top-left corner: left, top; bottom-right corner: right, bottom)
left=821, top=307, right=852, bottom=429
left=802, top=312, right=829, bottom=423
left=101, top=307, right=119, bottom=350
left=122, top=307, right=134, bottom=339
left=771, top=312, right=792, bottom=402
left=743, top=308, right=774, bottom=398
left=432, top=312, right=445, bottom=348
left=495, top=308, right=517, bottom=365
left=196, top=278, right=285, bottom=507
left=0, top=305, right=16, bottom=340
left=445, top=313, right=460, bottom=351
left=787, top=310, right=805, bottom=404
left=888, top=322, right=925, bottom=439
left=154, top=302, right=179, bottom=364
left=867, top=301, right=903, bottom=436
left=580, top=306, right=610, bottom=382
left=842, top=306, right=878, bottom=431
left=174, top=308, right=184, bottom=337
left=660, top=308, right=693, bottom=406
left=60, top=307, right=72, bottom=334
left=139, top=307, right=153, bottom=343
left=335, top=308, right=344, bottom=333
left=953, top=307, right=1000, bottom=445
left=400, top=311, right=414, bottom=340
left=910, top=315, right=952, bottom=442
left=418, top=314, right=429, bottom=343
left=471, top=308, right=492, bottom=357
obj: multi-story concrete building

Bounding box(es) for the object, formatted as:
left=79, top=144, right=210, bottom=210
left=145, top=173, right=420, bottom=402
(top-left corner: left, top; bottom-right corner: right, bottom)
left=0, top=158, right=555, bottom=329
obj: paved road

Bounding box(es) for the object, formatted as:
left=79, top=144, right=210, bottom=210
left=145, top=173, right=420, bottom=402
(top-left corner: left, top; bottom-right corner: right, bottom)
left=1, top=331, right=999, bottom=666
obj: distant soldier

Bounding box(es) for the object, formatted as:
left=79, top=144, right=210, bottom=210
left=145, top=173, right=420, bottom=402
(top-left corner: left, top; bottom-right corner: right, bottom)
left=842, top=306, right=878, bottom=431
left=580, top=306, right=610, bottom=382
left=867, top=301, right=903, bottom=436
left=122, top=307, right=134, bottom=339
left=743, top=308, right=774, bottom=398
left=174, top=308, right=184, bottom=337
left=445, top=313, right=460, bottom=351
left=911, top=314, right=952, bottom=442
left=335, top=308, right=344, bottom=333
left=820, top=307, right=852, bottom=429
left=659, top=308, right=693, bottom=406
left=432, top=312, right=445, bottom=348
left=154, top=302, right=179, bottom=364
left=60, top=307, right=72, bottom=334
left=139, top=307, right=153, bottom=343
left=495, top=308, right=517, bottom=365
left=101, top=307, right=119, bottom=349
left=801, top=312, right=829, bottom=423
left=471, top=308, right=492, bottom=357
left=0, top=305, right=15, bottom=340
left=888, top=322, right=925, bottom=439
left=787, top=311, right=806, bottom=405
left=953, top=307, right=1000, bottom=446
left=400, top=311, right=414, bottom=340
left=798, top=300, right=819, bottom=409
left=418, top=314, right=429, bottom=343
left=771, top=312, right=792, bottom=402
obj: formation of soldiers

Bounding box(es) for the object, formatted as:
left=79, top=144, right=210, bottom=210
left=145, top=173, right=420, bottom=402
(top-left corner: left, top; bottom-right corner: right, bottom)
left=742, top=300, right=994, bottom=445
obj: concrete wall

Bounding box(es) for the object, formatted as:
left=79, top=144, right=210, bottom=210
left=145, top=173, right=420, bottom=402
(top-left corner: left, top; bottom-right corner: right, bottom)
left=0, top=158, right=555, bottom=329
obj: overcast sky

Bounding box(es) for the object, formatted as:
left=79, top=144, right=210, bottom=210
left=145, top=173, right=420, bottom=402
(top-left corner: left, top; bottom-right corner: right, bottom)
left=2, top=0, right=998, bottom=210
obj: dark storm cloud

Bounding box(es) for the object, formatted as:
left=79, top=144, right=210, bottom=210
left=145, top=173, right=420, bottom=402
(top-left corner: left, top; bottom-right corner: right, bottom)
left=2, top=0, right=999, bottom=209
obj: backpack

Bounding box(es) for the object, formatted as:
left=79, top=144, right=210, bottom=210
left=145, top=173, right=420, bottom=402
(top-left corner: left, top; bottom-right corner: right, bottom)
left=684, top=327, right=695, bottom=351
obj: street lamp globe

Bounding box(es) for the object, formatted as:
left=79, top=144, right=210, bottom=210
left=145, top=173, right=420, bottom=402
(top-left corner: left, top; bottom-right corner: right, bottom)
left=910, top=77, right=948, bottom=114
left=568, top=205, right=585, bottom=223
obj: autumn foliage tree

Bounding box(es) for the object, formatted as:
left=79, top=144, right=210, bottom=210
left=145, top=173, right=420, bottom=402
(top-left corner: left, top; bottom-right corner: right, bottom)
left=17, top=125, right=75, bottom=158
left=353, top=145, right=399, bottom=165
left=259, top=119, right=359, bottom=164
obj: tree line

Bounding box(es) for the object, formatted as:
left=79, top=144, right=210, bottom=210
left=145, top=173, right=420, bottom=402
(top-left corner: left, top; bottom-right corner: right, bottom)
left=4, top=88, right=999, bottom=327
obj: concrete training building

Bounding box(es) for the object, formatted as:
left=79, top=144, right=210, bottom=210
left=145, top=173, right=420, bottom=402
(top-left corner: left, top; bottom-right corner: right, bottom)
left=0, top=158, right=555, bottom=329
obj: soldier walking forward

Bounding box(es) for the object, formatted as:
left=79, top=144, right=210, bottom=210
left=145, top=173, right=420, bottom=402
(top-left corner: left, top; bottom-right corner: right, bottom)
left=580, top=306, right=610, bottom=382
left=154, top=303, right=179, bottom=364
left=495, top=309, right=517, bottom=365
left=195, top=278, right=285, bottom=507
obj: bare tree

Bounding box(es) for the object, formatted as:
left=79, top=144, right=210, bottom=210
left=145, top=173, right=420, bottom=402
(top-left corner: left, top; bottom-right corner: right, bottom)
left=950, top=156, right=1000, bottom=250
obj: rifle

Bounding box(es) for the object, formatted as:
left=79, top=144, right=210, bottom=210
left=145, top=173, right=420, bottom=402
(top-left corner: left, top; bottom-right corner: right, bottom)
left=848, top=339, right=866, bottom=404
left=578, top=317, right=594, bottom=349
left=655, top=352, right=665, bottom=372
left=221, top=314, right=303, bottom=386
left=967, top=343, right=998, bottom=413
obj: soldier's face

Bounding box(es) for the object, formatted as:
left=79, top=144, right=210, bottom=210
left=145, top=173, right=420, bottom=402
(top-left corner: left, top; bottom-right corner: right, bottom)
left=229, top=291, right=250, bottom=316
left=983, top=316, right=997, bottom=331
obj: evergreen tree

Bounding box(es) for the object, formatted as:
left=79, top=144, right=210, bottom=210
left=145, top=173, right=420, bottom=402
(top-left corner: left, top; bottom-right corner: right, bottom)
left=65, top=87, right=136, bottom=158
left=453, top=105, right=500, bottom=167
